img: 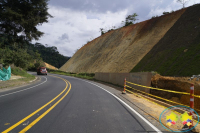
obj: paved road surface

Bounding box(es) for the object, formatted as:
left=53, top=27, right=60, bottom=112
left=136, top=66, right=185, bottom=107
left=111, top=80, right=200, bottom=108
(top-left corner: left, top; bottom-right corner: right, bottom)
left=0, top=73, right=165, bottom=133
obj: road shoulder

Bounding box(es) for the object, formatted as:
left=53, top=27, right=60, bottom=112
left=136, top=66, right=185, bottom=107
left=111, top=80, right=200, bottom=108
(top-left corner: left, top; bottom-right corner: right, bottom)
left=86, top=79, right=169, bottom=132
left=0, top=76, right=40, bottom=93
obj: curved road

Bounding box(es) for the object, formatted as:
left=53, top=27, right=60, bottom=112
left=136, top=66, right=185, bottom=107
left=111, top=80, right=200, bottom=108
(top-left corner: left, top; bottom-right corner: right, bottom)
left=0, top=73, right=165, bottom=133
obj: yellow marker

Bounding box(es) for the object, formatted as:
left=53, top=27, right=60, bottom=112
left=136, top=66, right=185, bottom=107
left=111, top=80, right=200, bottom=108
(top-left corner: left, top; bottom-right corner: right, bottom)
left=187, top=122, right=192, bottom=126
left=167, top=122, right=172, bottom=126
left=4, top=123, right=10, bottom=126
left=2, top=75, right=69, bottom=133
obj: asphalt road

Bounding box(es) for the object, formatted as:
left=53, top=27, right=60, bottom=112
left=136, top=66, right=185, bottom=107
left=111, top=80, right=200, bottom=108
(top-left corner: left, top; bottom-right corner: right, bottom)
left=0, top=73, right=165, bottom=133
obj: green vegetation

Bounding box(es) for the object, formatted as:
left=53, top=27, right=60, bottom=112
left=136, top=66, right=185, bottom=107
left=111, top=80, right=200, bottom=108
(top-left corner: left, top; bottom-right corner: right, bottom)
left=11, top=67, right=34, bottom=79
left=0, top=0, right=69, bottom=72
left=31, top=43, right=70, bottom=68
left=99, top=26, right=116, bottom=36
left=0, top=35, right=70, bottom=71
left=0, top=0, right=52, bottom=42
left=0, top=67, right=35, bottom=89
left=163, top=11, right=169, bottom=15
left=0, top=39, right=42, bottom=70
left=47, top=69, right=95, bottom=80
left=123, top=13, right=138, bottom=26
left=131, top=4, right=200, bottom=76
left=0, top=32, right=70, bottom=71
left=0, top=0, right=49, bottom=70
left=100, top=13, right=138, bottom=35
left=100, top=28, right=105, bottom=35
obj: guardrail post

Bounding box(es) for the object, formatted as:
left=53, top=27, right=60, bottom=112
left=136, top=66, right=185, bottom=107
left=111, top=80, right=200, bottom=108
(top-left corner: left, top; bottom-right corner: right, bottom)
left=122, top=78, right=126, bottom=94
left=189, top=84, right=194, bottom=129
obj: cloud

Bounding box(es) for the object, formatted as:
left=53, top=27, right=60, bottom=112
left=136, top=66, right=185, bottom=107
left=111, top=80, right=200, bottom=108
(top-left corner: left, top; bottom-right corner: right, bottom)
left=48, top=0, right=130, bottom=13
left=34, top=5, right=127, bottom=56
left=59, top=33, right=70, bottom=42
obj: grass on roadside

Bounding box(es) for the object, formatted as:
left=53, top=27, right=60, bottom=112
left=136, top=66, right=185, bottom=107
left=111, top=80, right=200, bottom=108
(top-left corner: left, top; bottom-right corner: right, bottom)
left=0, top=67, right=35, bottom=89
left=11, top=67, right=35, bottom=79
left=47, top=69, right=95, bottom=80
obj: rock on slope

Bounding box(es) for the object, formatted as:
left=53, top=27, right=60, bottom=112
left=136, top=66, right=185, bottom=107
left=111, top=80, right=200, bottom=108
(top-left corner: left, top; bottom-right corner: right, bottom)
left=60, top=8, right=186, bottom=73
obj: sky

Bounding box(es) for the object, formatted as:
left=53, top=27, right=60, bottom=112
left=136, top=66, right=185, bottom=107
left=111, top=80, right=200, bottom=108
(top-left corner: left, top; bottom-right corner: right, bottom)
left=33, top=0, right=200, bottom=57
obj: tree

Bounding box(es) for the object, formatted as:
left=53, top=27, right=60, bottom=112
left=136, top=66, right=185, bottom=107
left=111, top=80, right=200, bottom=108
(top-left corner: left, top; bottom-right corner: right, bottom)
left=124, top=13, right=138, bottom=26
left=100, top=28, right=105, bottom=35
left=177, top=0, right=190, bottom=8
left=0, top=0, right=52, bottom=43
left=163, top=11, right=169, bottom=15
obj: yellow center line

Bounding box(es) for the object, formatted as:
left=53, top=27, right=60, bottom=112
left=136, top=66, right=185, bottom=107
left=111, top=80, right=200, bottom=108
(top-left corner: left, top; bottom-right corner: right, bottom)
left=19, top=80, right=71, bottom=133
left=2, top=75, right=69, bottom=133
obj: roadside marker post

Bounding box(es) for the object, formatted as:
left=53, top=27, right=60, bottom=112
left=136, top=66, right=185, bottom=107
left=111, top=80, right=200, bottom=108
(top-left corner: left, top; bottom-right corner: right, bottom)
left=122, top=78, right=126, bottom=94
left=189, top=84, right=194, bottom=129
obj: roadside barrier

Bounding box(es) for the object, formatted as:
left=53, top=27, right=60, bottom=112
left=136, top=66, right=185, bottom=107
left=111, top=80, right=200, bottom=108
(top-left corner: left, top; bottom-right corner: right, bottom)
left=125, top=87, right=199, bottom=124
left=122, top=78, right=126, bottom=94
left=190, top=84, right=194, bottom=128
left=126, top=81, right=200, bottom=98
left=125, top=80, right=200, bottom=112
left=190, top=84, right=194, bottom=109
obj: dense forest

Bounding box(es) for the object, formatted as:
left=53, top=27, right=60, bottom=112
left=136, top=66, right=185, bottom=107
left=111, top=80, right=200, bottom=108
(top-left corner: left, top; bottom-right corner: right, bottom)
left=28, top=43, right=70, bottom=68
left=0, top=35, right=70, bottom=70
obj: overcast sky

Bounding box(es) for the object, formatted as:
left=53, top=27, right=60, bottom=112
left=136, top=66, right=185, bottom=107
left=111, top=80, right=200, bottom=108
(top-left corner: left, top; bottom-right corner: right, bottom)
left=33, top=0, right=199, bottom=57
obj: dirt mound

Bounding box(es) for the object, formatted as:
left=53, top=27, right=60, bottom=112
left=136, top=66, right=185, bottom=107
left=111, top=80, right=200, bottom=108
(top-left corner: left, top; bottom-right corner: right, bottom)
left=151, top=74, right=200, bottom=110
left=60, top=8, right=185, bottom=73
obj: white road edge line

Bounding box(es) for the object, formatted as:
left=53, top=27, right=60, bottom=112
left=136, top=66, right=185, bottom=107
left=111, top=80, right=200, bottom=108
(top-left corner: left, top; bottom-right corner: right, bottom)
left=84, top=80, right=162, bottom=133
left=0, top=77, right=47, bottom=98
left=59, top=75, right=162, bottom=133
left=29, top=76, right=38, bottom=82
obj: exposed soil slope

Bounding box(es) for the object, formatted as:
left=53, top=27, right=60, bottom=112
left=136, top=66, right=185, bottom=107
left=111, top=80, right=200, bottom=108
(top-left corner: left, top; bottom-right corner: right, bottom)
left=43, top=62, right=58, bottom=70
left=60, top=8, right=186, bottom=73
left=131, top=4, right=200, bottom=76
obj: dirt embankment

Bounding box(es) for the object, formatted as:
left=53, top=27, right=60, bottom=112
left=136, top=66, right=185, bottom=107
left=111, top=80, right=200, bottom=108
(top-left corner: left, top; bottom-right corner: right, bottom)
left=43, top=62, right=58, bottom=70
left=151, top=74, right=200, bottom=110
left=60, top=8, right=185, bottom=73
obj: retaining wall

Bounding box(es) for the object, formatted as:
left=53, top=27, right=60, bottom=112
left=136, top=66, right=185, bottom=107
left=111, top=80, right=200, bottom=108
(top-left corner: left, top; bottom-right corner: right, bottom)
left=95, top=72, right=153, bottom=93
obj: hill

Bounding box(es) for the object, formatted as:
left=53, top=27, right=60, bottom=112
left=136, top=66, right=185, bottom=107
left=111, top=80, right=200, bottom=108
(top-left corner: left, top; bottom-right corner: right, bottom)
left=60, top=4, right=200, bottom=76
left=131, top=4, right=200, bottom=76
left=27, top=43, right=70, bottom=69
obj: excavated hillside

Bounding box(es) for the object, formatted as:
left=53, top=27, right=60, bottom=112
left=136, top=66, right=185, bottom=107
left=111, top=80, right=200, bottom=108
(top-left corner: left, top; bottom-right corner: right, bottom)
left=42, top=62, right=58, bottom=70
left=131, top=4, right=200, bottom=76
left=60, top=4, right=199, bottom=74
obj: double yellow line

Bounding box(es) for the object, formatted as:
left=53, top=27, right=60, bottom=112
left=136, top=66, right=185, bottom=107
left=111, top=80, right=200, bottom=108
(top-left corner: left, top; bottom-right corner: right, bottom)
left=2, top=75, right=71, bottom=133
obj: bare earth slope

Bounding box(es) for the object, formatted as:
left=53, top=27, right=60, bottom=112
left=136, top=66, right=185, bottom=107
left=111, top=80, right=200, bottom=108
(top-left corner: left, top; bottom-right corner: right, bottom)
left=60, top=8, right=186, bottom=73
left=43, top=62, right=58, bottom=70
